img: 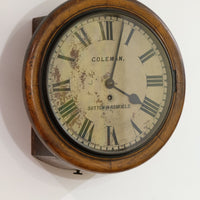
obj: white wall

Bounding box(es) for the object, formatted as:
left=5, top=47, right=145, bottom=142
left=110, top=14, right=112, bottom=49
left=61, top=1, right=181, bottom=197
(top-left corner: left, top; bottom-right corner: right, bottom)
left=0, top=0, right=198, bottom=199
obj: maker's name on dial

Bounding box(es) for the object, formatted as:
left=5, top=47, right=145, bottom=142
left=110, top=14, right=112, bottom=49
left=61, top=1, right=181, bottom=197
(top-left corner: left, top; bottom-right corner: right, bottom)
left=88, top=104, right=131, bottom=111
left=91, top=56, right=125, bottom=62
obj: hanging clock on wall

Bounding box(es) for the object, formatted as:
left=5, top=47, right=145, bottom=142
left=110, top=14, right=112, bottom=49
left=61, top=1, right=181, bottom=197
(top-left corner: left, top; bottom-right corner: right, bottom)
left=23, top=0, right=185, bottom=173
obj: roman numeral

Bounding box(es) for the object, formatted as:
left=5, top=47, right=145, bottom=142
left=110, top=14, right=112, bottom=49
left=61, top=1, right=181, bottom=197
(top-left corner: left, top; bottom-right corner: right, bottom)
left=141, top=97, right=160, bottom=117
left=125, top=28, right=134, bottom=46
left=58, top=55, right=75, bottom=62
left=131, top=120, right=142, bottom=134
left=139, top=49, right=155, bottom=63
left=74, top=28, right=91, bottom=47
left=147, top=75, right=163, bottom=87
left=88, top=125, right=94, bottom=142
left=79, top=118, right=94, bottom=141
left=99, top=21, right=113, bottom=40
left=107, top=126, right=118, bottom=145
left=58, top=99, right=79, bottom=124
left=52, top=79, right=70, bottom=92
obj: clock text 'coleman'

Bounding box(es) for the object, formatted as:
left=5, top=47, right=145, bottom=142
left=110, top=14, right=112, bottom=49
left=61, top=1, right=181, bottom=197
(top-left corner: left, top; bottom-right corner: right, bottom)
left=92, top=56, right=125, bottom=62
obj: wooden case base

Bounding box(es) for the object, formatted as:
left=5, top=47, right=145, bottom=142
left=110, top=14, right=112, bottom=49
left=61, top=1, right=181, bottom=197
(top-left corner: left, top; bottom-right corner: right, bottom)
left=31, top=128, right=82, bottom=174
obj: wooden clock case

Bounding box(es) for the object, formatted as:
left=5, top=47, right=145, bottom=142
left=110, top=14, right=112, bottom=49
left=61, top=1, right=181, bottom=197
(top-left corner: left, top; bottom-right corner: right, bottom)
left=23, top=0, right=185, bottom=173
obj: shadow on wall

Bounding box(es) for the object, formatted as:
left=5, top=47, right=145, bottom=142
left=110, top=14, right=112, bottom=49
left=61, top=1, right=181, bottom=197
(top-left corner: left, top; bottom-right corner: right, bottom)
left=0, top=0, right=95, bottom=182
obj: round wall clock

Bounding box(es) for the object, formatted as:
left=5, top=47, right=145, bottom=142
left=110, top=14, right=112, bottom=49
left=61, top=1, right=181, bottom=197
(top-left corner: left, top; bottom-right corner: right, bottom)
left=23, top=0, right=185, bottom=173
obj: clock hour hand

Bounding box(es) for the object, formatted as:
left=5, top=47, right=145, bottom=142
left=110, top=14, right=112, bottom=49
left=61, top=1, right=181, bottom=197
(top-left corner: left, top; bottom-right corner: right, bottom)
left=113, top=85, right=142, bottom=105
left=105, top=79, right=141, bottom=104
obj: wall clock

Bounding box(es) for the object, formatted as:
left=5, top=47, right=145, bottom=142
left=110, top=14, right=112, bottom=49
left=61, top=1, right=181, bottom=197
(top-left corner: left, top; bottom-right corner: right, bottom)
left=23, top=0, right=185, bottom=173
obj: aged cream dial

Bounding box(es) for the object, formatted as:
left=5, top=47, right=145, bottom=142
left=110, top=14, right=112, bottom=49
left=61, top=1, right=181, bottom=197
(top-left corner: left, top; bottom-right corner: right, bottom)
left=45, top=11, right=173, bottom=155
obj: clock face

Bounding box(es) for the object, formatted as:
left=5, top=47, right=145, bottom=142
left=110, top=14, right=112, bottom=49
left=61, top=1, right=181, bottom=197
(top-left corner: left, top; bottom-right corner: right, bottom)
left=44, top=11, right=173, bottom=156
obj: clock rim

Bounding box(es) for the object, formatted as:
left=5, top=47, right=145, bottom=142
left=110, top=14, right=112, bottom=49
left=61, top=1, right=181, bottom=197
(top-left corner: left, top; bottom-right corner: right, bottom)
left=23, top=0, right=185, bottom=173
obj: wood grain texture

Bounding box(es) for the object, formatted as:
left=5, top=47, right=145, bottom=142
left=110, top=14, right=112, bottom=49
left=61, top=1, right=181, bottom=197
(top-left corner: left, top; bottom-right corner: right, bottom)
left=23, top=0, right=185, bottom=173
left=32, top=17, right=45, bottom=34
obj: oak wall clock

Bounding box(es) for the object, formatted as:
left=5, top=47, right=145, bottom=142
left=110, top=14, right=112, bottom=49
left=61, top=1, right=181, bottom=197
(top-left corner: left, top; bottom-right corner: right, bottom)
left=23, top=0, right=185, bottom=173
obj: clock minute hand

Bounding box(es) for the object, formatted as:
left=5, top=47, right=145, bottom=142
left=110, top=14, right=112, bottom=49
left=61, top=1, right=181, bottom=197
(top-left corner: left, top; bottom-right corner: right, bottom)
left=110, top=21, right=124, bottom=79
left=113, top=85, right=142, bottom=105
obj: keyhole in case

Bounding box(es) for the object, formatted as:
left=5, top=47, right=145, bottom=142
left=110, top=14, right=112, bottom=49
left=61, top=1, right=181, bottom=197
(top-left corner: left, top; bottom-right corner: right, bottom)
left=108, top=95, right=113, bottom=101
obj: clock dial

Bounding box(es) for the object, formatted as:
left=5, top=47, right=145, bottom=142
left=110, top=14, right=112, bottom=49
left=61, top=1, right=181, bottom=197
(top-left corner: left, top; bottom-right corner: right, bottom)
left=45, top=11, right=173, bottom=156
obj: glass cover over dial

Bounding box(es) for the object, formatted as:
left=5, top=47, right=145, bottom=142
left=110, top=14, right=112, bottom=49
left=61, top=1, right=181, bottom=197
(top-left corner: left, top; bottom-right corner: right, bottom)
left=45, top=11, right=173, bottom=156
